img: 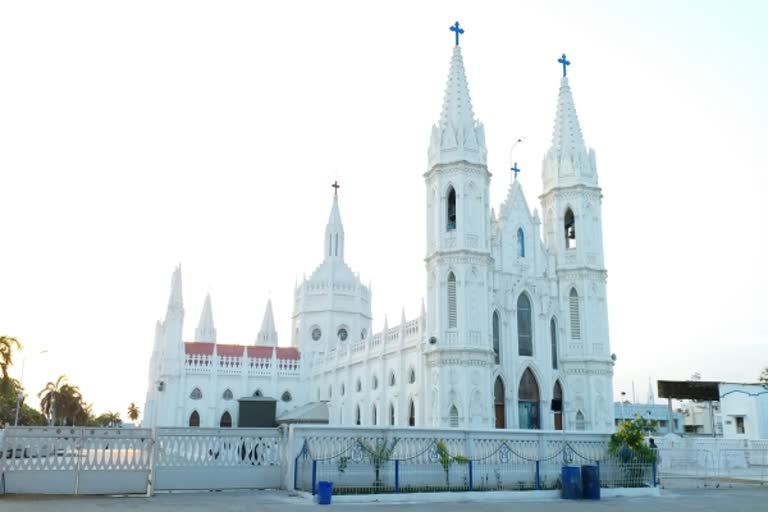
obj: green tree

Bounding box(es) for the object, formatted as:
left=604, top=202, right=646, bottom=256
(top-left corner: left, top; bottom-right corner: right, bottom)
left=760, top=367, right=768, bottom=384
left=127, top=402, right=140, bottom=422
left=0, top=336, right=22, bottom=391
left=38, top=376, right=94, bottom=426
left=39, top=374, right=67, bottom=423
left=609, top=416, right=658, bottom=461
left=0, top=378, right=47, bottom=426
left=435, top=440, right=468, bottom=488
left=358, top=437, right=399, bottom=489
left=94, top=411, right=122, bottom=427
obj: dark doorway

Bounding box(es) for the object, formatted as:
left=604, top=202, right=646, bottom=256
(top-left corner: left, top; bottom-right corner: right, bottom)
left=494, top=377, right=506, bottom=428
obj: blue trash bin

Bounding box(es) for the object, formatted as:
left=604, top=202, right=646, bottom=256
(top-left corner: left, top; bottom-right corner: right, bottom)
left=581, top=464, right=600, bottom=500
left=561, top=466, right=581, bottom=499
left=317, top=481, right=333, bottom=505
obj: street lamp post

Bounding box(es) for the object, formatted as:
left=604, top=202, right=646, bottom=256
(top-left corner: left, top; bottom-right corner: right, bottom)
left=620, top=391, right=627, bottom=426
left=13, top=349, right=48, bottom=426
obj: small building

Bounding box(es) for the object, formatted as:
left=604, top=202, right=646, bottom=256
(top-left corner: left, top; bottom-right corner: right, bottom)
left=613, top=402, right=684, bottom=435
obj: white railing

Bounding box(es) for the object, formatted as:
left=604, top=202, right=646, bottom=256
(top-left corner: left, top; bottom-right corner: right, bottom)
left=185, top=354, right=300, bottom=377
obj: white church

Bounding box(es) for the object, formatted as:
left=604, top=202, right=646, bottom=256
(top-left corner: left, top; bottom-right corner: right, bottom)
left=143, top=33, right=615, bottom=433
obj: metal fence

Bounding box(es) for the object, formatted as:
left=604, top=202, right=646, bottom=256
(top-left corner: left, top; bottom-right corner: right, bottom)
left=657, top=441, right=768, bottom=488
left=294, top=436, right=656, bottom=495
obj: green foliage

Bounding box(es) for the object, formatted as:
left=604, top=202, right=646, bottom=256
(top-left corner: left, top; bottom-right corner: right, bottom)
left=760, top=367, right=768, bottom=385
left=609, top=416, right=658, bottom=461
left=0, top=336, right=22, bottom=392
left=436, top=440, right=468, bottom=487
left=337, top=455, right=349, bottom=474
left=127, top=402, right=140, bottom=422
left=358, top=437, right=399, bottom=488
left=0, top=378, right=47, bottom=426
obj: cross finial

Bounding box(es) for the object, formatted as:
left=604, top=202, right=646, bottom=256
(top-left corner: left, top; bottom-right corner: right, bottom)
left=511, top=162, right=521, bottom=180
left=450, top=21, right=464, bottom=47
left=558, top=53, right=571, bottom=78
left=331, top=180, right=340, bottom=196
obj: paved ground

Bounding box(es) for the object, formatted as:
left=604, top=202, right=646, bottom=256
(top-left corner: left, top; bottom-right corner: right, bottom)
left=2, top=488, right=768, bottom=511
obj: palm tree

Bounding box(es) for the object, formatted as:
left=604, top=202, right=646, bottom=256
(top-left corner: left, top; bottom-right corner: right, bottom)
left=38, top=375, right=67, bottom=424
left=127, top=402, right=140, bottom=422
left=0, top=336, right=22, bottom=391
left=58, top=383, right=85, bottom=426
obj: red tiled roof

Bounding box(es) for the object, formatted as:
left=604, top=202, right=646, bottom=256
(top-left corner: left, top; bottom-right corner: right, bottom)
left=184, top=342, right=300, bottom=360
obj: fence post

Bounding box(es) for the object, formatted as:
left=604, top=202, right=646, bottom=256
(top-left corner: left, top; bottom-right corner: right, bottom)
left=311, top=460, right=317, bottom=495
left=395, top=460, right=400, bottom=493
left=293, top=455, right=299, bottom=490
left=535, top=460, right=541, bottom=490
left=468, top=460, right=473, bottom=491
left=652, top=460, right=657, bottom=487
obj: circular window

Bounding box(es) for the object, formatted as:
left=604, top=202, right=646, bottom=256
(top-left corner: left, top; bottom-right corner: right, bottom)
left=338, top=328, right=348, bottom=342
left=372, top=376, right=378, bottom=390
left=281, top=391, right=292, bottom=402
left=361, top=328, right=367, bottom=340
left=311, top=328, right=322, bottom=341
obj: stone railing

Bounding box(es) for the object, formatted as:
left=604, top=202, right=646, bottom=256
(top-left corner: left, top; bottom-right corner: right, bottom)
left=185, top=354, right=300, bottom=377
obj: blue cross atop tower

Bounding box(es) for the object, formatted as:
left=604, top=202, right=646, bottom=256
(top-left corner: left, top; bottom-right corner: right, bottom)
left=450, top=21, right=464, bottom=46
left=511, top=162, right=521, bottom=180
left=558, top=53, right=571, bottom=77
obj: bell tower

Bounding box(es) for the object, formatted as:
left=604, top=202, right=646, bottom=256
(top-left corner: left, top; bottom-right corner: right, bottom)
left=539, top=55, right=614, bottom=432
left=424, top=23, right=495, bottom=428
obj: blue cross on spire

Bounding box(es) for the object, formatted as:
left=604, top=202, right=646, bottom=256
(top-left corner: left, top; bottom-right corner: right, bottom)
left=511, top=162, right=521, bottom=180
left=450, top=21, right=464, bottom=46
left=558, top=53, right=571, bottom=77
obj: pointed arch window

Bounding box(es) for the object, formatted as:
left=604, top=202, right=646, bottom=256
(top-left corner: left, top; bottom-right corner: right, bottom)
left=492, top=310, right=501, bottom=364
left=447, top=186, right=457, bottom=231
left=355, top=404, right=361, bottom=426
left=494, top=377, right=506, bottom=429
left=389, top=403, right=396, bottom=426
left=449, top=405, right=459, bottom=428
left=551, top=318, right=559, bottom=369
left=222, top=389, right=233, bottom=400
left=372, top=404, right=378, bottom=426
left=518, top=369, right=540, bottom=429
left=190, top=388, right=202, bottom=400
left=408, top=367, right=416, bottom=384
left=389, top=372, right=396, bottom=387
left=253, top=389, right=263, bottom=397
left=564, top=208, right=576, bottom=249
left=189, top=410, right=200, bottom=427
left=447, top=272, right=457, bottom=328
left=575, top=410, right=586, bottom=431
left=569, top=288, right=581, bottom=340
left=517, top=228, right=525, bottom=257
left=334, top=233, right=339, bottom=256
left=517, top=293, right=533, bottom=356
left=553, top=381, right=563, bottom=431
left=220, top=411, right=232, bottom=428
left=408, top=400, right=416, bottom=427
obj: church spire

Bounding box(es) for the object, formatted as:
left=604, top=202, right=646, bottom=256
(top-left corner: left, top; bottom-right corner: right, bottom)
left=166, top=264, right=183, bottom=316
left=194, top=293, right=216, bottom=342
left=256, top=299, right=278, bottom=346
left=428, top=41, right=487, bottom=170
left=542, top=57, right=597, bottom=193
left=324, top=182, right=345, bottom=262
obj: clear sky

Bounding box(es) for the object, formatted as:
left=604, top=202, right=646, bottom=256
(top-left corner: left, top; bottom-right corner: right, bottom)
left=1, top=1, right=766, bottom=418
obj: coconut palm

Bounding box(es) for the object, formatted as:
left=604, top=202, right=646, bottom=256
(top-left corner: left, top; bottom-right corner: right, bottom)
left=38, top=375, right=67, bottom=424
left=127, top=402, right=140, bottom=422
left=0, top=336, right=22, bottom=391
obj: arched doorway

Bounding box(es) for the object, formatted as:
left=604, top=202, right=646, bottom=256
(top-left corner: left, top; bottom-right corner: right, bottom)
left=494, top=377, right=506, bottom=428
left=220, top=411, right=232, bottom=428
left=553, top=381, right=563, bottom=431
left=518, top=369, right=540, bottom=429
left=189, top=410, right=200, bottom=427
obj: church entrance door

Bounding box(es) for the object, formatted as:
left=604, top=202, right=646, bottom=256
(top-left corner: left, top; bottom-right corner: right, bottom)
left=494, top=377, right=505, bottom=428
left=518, top=368, right=540, bottom=429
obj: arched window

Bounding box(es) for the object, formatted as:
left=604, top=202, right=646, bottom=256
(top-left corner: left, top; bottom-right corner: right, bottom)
left=518, top=368, right=540, bottom=429
left=564, top=208, right=576, bottom=249
left=447, top=272, right=457, bottom=328
left=517, top=294, right=533, bottom=356
left=189, top=410, right=200, bottom=427
left=494, top=376, right=505, bottom=429
left=372, top=405, right=378, bottom=426
left=355, top=405, right=361, bottom=426
left=408, top=400, right=416, bottom=427
left=389, top=403, right=395, bottom=426
left=220, top=411, right=232, bottom=428
left=190, top=388, right=202, bottom=400
left=446, top=186, right=457, bottom=231
left=517, top=228, right=525, bottom=257
left=334, top=233, right=338, bottom=256
left=492, top=310, right=501, bottom=364
left=341, top=383, right=345, bottom=396
left=328, top=385, right=332, bottom=399
left=550, top=318, right=558, bottom=370
left=408, top=367, right=416, bottom=384
left=575, top=410, right=586, bottom=431
left=253, top=389, right=263, bottom=397
left=281, top=391, right=292, bottom=402
left=449, top=405, right=459, bottom=428
left=553, top=381, right=563, bottom=431
left=569, top=288, right=581, bottom=340
left=356, top=378, right=362, bottom=393
left=389, top=372, right=396, bottom=387
left=372, top=375, right=378, bottom=390
left=222, top=389, right=233, bottom=400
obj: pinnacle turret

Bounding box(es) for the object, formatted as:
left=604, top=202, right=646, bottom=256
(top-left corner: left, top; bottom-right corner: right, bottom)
left=428, top=46, right=487, bottom=170
left=194, top=293, right=216, bottom=342
left=324, top=188, right=345, bottom=262
left=257, top=299, right=278, bottom=346
left=166, top=264, right=184, bottom=316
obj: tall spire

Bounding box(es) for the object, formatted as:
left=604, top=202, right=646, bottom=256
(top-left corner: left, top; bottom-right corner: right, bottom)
left=257, top=299, right=278, bottom=346
left=428, top=46, right=487, bottom=169
left=166, top=264, right=183, bottom=315
left=542, top=75, right=597, bottom=192
left=194, top=293, right=216, bottom=342
left=324, top=186, right=345, bottom=262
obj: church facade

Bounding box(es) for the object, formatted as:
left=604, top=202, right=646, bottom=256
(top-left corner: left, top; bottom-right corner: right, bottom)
left=143, top=39, right=615, bottom=433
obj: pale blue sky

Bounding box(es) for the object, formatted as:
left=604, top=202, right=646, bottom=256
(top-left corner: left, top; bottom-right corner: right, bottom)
left=1, top=1, right=766, bottom=416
